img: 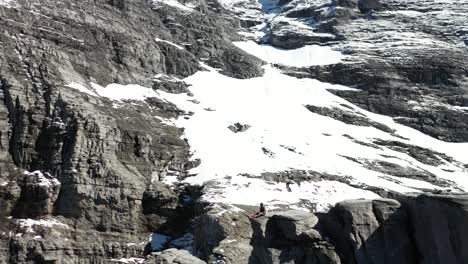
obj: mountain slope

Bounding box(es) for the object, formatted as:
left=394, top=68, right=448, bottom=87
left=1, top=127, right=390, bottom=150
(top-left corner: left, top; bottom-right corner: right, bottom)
left=0, top=0, right=467, bottom=263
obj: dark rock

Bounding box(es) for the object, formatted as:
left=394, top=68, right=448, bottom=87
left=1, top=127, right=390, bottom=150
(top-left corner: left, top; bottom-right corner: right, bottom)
left=142, top=182, right=179, bottom=217
left=401, top=194, right=468, bottom=264
left=228, top=122, right=251, bottom=133
left=305, top=105, right=395, bottom=134
left=13, top=170, right=61, bottom=218
left=335, top=0, right=358, bottom=8
left=322, top=198, right=416, bottom=264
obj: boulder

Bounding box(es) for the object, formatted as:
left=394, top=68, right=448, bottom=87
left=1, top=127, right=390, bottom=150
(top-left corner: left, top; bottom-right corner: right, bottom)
left=268, top=210, right=319, bottom=241
left=324, top=198, right=416, bottom=264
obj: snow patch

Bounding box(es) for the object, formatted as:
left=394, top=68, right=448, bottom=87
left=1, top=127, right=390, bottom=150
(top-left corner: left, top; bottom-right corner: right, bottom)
left=91, top=83, right=159, bottom=102
left=151, top=0, right=194, bottom=12
left=17, top=218, right=68, bottom=233
left=156, top=38, right=184, bottom=50
left=233, top=40, right=344, bottom=67
left=154, top=64, right=468, bottom=211
left=110, top=258, right=144, bottom=264
left=66, top=82, right=99, bottom=97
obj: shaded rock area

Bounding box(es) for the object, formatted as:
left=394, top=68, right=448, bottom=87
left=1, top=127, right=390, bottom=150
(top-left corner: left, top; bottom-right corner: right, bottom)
left=193, top=194, right=468, bottom=264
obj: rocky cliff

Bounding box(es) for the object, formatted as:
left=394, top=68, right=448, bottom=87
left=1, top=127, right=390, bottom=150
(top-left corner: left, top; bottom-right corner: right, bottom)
left=195, top=193, right=468, bottom=264
left=0, top=0, right=467, bottom=263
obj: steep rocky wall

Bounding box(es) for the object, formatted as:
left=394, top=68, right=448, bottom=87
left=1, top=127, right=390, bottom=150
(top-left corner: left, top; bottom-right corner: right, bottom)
left=0, top=0, right=263, bottom=262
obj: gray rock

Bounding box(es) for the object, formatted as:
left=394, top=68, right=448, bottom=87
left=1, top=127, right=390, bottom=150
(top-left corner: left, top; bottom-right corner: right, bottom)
left=13, top=170, right=61, bottom=218
left=147, top=248, right=206, bottom=264
left=323, top=198, right=416, bottom=264
left=268, top=210, right=319, bottom=241
left=194, top=206, right=340, bottom=264
left=0, top=0, right=264, bottom=261
left=357, top=0, right=382, bottom=13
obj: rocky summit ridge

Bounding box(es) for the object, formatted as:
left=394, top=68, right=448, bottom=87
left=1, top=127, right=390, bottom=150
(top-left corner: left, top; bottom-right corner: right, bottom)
left=0, top=0, right=467, bottom=263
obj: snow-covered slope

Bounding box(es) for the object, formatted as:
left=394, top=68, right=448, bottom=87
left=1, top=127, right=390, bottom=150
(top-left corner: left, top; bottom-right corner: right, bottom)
left=68, top=1, right=468, bottom=212
left=62, top=0, right=468, bottom=212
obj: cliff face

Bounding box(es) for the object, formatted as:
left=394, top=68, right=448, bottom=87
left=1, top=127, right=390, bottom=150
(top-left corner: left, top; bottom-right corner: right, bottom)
left=194, top=194, right=468, bottom=264
left=0, top=0, right=467, bottom=263
left=0, top=0, right=262, bottom=262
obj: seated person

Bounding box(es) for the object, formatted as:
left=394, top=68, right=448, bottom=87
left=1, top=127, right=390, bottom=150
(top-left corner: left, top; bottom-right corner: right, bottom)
left=250, top=203, right=266, bottom=218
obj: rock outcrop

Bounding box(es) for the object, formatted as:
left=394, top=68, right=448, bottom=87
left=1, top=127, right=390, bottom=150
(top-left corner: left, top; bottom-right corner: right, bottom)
left=0, top=0, right=263, bottom=262
left=193, top=205, right=341, bottom=264
left=192, top=194, right=468, bottom=264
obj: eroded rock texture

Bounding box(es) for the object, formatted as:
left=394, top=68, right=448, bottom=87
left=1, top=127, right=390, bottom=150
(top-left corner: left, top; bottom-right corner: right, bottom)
left=193, top=194, right=468, bottom=264
left=0, top=0, right=262, bottom=262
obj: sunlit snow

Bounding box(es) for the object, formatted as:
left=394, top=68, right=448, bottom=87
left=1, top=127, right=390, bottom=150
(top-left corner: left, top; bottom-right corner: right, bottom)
left=233, top=41, right=345, bottom=67
left=17, top=218, right=68, bottom=233
left=154, top=65, right=468, bottom=211
left=151, top=0, right=194, bottom=12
